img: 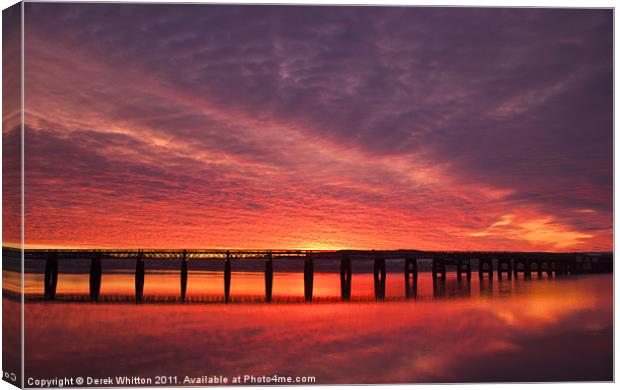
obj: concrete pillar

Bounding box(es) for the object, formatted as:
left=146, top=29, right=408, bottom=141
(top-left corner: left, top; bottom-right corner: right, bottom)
left=404, top=258, right=417, bottom=299
left=224, top=251, right=232, bottom=303
left=524, top=259, right=532, bottom=279
left=44, top=252, right=59, bottom=300
left=536, top=261, right=543, bottom=278
left=583, top=256, right=593, bottom=274
left=560, top=260, right=567, bottom=276
left=135, top=251, right=145, bottom=303
left=340, top=253, right=352, bottom=301
left=180, top=250, right=188, bottom=302
left=373, top=257, right=386, bottom=301
left=497, top=257, right=512, bottom=280
left=432, top=258, right=446, bottom=280
left=545, top=262, right=553, bottom=277
left=513, top=258, right=530, bottom=279
left=478, top=258, right=493, bottom=280
left=304, top=254, right=314, bottom=302
left=89, top=252, right=102, bottom=302
left=573, top=256, right=580, bottom=274
left=566, top=259, right=576, bottom=275
left=456, top=257, right=471, bottom=281
left=265, top=252, right=273, bottom=303
left=552, top=260, right=561, bottom=276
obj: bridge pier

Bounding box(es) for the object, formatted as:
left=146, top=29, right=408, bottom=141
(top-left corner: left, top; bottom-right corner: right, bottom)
left=567, top=260, right=575, bottom=275
left=340, top=253, right=352, bottom=301
left=497, top=257, right=512, bottom=280
left=224, top=251, right=232, bottom=303
left=404, top=258, right=417, bottom=299
left=432, top=258, right=446, bottom=280
left=89, top=252, right=102, bottom=302
left=574, top=256, right=585, bottom=274
left=562, top=261, right=571, bottom=275
left=304, top=254, right=314, bottom=302
left=534, top=261, right=544, bottom=279
left=44, top=252, right=59, bottom=301
left=135, top=251, right=145, bottom=303
left=513, top=257, right=531, bottom=279
left=525, top=260, right=533, bottom=278
left=456, top=257, right=471, bottom=281
left=180, top=250, right=188, bottom=302
left=567, top=257, right=576, bottom=275
left=265, top=252, right=273, bottom=303
left=555, top=257, right=576, bottom=276
left=374, top=257, right=386, bottom=300
left=576, top=255, right=592, bottom=274
left=478, top=258, right=493, bottom=280
left=551, top=260, right=559, bottom=276
left=545, top=261, right=553, bottom=277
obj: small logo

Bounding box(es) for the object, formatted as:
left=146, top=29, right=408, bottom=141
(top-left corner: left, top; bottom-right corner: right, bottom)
left=2, top=371, right=17, bottom=382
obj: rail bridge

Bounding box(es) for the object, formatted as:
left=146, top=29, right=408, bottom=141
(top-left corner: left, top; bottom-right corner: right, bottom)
left=3, top=247, right=613, bottom=303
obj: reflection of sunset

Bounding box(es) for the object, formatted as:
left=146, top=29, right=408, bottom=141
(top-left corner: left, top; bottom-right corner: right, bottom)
left=19, top=274, right=612, bottom=383
left=11, top=270, right=613, bottom=310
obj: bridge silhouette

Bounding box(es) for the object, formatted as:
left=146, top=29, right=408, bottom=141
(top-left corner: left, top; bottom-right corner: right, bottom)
left=4, top=248, right=613, bottom=303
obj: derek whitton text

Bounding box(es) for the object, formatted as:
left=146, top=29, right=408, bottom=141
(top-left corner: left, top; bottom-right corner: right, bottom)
left=27, top=374, right=317, bottom=387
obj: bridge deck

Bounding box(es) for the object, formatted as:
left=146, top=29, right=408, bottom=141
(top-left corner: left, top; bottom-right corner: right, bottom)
left=3, top=247, right=608, bottom=261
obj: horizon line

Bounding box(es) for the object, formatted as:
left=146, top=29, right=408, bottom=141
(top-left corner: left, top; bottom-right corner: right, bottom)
left=2, top=245, right=612, bottom=255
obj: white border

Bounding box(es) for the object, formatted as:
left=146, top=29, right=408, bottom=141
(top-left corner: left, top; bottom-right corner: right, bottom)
left=0, top=2, right=616, bottom=390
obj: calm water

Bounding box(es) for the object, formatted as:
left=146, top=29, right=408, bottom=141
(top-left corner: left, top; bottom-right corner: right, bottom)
left=4, top=271, right=613, bottom=384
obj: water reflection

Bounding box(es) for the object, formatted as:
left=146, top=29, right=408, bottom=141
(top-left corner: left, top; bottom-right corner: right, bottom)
left=432, top=279, right=472, bottom=299
left=16, top=274, right=612, bottom=383
left=0, top=271, right=507, bottom=302
left=1, top=271, right=610, bottom=305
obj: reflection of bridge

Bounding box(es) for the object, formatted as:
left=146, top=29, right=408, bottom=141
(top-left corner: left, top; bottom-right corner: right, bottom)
left=4, top=248, right=613, bottom=303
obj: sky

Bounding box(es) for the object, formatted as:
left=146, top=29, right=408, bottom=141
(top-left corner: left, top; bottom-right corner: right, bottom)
left=3, top=3, right=612, bottom=250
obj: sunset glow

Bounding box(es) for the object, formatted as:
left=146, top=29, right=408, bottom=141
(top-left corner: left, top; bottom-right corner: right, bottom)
left=3, top=4, right=612, bottom=251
